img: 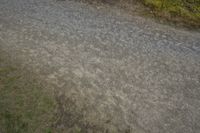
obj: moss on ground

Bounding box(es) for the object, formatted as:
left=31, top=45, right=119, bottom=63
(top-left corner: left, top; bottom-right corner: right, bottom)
left=143, top=0, right=200, bottom=27
left=0, top=56, right=56, bottom=133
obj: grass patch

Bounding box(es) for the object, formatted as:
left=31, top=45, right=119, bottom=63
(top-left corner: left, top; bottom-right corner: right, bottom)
left=143, top=0, right=200, bottom=27
left=0, top=57, right=55, bottom=133
left=80, top=0, right=200, bottom=28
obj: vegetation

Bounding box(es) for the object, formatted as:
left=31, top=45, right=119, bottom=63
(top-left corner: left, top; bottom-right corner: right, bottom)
left=0, top=56, right=55, bottom=133
left=142, top=0, right=200, bottom=27
left=87, top=0, right=200, bottom=27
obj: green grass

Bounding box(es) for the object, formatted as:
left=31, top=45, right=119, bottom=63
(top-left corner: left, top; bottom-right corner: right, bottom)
left=85, top=0, right=200, bottom=27
left=0, top=57, right=55, bottom=133
left=143, top=0, right=200, bottom=27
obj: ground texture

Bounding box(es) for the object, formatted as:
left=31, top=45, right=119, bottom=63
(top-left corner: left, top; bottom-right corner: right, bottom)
left=0, top=0, right=200, bottom=133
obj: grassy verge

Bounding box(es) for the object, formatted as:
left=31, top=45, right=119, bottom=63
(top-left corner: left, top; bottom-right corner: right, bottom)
left=142, top=0, right=200, bottom=27
left=81, top=0, right=200, bottom=28
left=0, top=55, right=55, bottom=133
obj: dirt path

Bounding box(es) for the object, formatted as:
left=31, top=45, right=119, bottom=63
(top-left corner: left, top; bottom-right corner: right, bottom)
left=0, top=0, right=200, bottom=132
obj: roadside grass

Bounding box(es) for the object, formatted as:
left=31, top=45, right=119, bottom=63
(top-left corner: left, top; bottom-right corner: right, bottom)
left=0, top=56, right=55, bottom=133
left=80, top=0, right=200, bottom=28
left=143, top=0, right=200, bottom=27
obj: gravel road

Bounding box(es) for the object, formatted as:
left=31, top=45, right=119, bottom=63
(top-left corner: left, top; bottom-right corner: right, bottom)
left=0, top=0, right=200, bottom=132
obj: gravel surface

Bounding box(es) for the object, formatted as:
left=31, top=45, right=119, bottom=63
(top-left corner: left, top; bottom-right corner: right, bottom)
left=0, top=0, right=200, bottom=132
